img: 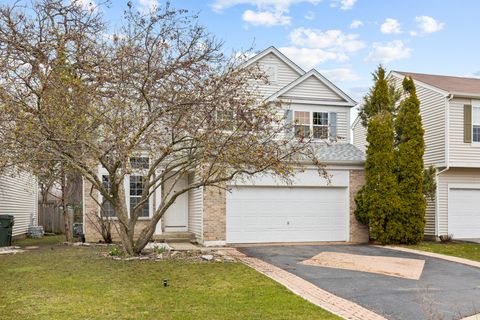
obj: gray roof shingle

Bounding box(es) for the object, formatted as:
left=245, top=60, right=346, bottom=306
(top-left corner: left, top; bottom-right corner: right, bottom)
left=312, top=143, right=365, bottom=163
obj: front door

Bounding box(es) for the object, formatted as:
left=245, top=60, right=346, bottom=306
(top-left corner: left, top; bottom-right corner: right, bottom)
left=164, top=175, right=189, bottom=232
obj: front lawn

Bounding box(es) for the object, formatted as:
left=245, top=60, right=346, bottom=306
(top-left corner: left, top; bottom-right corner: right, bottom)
left=2, top=236, right=338, bottom=320
left=408, top=241, right=480, bottom=262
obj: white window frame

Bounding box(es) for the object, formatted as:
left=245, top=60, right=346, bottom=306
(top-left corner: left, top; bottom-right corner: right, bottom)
left=294, top=110, right=330, bottom=140
left=97, top=156, right=154, bottom=220
left=472, top=101, right=480, bottom=143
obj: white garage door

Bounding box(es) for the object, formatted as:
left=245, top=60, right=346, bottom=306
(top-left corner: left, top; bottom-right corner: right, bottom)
left=449, top=188, right=480, bottom=238
left=226, top=186, right=348, bottom=244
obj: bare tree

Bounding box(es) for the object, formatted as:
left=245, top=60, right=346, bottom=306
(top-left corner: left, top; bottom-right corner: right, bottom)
left=0, top=0, right=321, bottom=255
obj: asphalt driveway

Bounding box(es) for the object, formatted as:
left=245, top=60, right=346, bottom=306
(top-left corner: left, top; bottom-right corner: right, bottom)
left=239, top=245, right=480, bottom=320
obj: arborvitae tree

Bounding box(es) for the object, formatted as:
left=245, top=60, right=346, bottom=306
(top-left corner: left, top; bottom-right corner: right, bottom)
left=359, top=111, right=401, bottom=243
left=358, top=66, right=401, bottom=127
left=392, top=77, right=426, bottom=244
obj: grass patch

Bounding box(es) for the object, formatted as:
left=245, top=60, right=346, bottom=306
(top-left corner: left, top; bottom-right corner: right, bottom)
left=0, top=242, right=338, bottom=320
left=409, top=241, right=480, bottom=262
left=13, top=234, right=65, bottom=247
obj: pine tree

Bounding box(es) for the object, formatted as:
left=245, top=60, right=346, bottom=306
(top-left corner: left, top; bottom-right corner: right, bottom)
left=393, top=77, right=426, bottom=244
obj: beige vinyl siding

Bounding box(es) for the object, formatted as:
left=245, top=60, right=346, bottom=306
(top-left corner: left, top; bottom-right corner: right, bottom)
left=424, top=197, right=436, bottom=236
left=436, top=168, right=480, bottom=235
left=448, top=97, right=480, bottom=167
left=280, top=75, right=344, bottom=102
left=352, top=120, right=367, bottom=153
left=391, top=75, right=447, bottom=167
left=253, top=53, right=302, bottom=98
left=188, top=173, right=203, bottom=242
left=0, top=170, right=38, bottom=236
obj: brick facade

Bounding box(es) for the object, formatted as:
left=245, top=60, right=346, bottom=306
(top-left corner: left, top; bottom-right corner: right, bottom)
left=202, top=186, right=226, bottom=243
left=83, top=179, right=150, bottom=242
left=348, top=170, right=369, bottom=243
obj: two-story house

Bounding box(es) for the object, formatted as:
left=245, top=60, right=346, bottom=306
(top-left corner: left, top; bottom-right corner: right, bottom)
left=83, top=46, right=367, bottom=246
left=352, top=71, right=480, bottom=240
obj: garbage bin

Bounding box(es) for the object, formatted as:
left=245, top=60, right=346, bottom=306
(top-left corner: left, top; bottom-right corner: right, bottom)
left=0, top=215, right=14, bottom=247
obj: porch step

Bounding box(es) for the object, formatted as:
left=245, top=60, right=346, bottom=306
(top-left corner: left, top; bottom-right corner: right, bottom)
left=152, top=232, right=195, bottom=243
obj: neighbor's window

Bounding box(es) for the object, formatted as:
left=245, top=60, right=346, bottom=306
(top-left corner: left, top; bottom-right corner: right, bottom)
left=473, top=106, right=480, bottom=142
left=129, top=175, right=150, bottom=218
left=294, top=111, right=310, bottom=137
left=294, top=111, right=329, bottom=139
left=313, top=112, right=329, bottom=139
left=130, top=157, right=149, bottom=169
left=101, top=175, right=116, bottom=217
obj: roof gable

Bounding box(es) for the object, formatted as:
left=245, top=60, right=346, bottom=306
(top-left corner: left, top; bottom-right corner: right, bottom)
left=267, top=69, right=356, bottom=105
left=240, top=46, right=305, bottom=76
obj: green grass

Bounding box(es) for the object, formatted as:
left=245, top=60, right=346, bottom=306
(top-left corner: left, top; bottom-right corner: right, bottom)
left=1, top=236, right=338, bottom=320
left=13, top=234, right=66, bottom=246
left=408, top=241, right=480, bottom=262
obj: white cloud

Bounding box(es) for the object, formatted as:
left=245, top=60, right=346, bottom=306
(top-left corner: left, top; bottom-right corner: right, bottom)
left=350, top=20, right=363, bottom=29
left=279, top=47, right=346, bottom=69
left=330, top=0, right=357, bottom=10
left=289, top=27, right=366, bottom=52
left=414, top=16, right=445, bottom=34
left=320, top=68, right=360, bottom=81
left=304, top=10, right=315, bottom=20
left=72, top=0, right=97, bottom=11
left=242, top=10, right=291, bottom=26
left=212, top=0, right=321, bottom=12
left=138, top=0, right=159, bottom=12
left=365, top=40, right=412, bottom=63
left=380, top=18, right=402, bottom=34
left=212, top=0, right=321, bottom=26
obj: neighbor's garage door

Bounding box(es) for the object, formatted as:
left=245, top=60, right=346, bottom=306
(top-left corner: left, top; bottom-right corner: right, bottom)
left=449, top=188, right=480, bottom=238
left=226, top=186, right=348, bottom=244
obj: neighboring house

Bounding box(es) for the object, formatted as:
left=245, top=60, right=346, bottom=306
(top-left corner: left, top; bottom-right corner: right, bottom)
left=352, top=71, right=480, bottom=240
left=0, top=169, right=38, bottom=238
left=83, top=46, right=367, bottom=246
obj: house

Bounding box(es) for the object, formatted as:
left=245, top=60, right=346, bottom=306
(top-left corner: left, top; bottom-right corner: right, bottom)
left=352, top=71, right=480, bottom=240
left=83, top=46, right=367, bottom=246
left=0, top=169, right=38, bottom=239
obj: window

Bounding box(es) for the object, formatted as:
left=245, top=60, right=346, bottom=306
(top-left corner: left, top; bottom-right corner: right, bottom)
left=263, top=64, right=278, bottom=84
left=473, top=106, right=480, bottom=142
left=101, top=175, right=116, bottom=217
left=313, top=112, right=329, bottom=139
left=294, top=111, right=329, bottom=139
left=294, top=111, right=310, bottom=137
left=130, top=157, right=149, bottom=169
left=130, top=175, right=150, bottom=218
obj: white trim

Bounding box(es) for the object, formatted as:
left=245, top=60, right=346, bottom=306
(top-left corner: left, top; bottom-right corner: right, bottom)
left=240, top=46, right=305, bottom=75
left=204, top=240, right=226, bottom=247
left=351, top=114, right=362, bottom=130
left=280, top=98, right=355, bottom=106
left=267, top=69, right=356, bottom=106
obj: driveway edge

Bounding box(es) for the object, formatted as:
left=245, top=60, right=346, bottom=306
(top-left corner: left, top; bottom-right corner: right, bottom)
left=224, top=249, right=386, bottom=320
left=376, top=245, right=480, bottom=269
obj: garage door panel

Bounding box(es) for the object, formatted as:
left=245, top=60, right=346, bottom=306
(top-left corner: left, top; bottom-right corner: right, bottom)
left=227, top=186, right=347, bottom=243
left=449, top=188, right=480, bottom=239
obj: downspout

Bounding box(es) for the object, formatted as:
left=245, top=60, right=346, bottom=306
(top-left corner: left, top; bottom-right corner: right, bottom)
left=435, top=93, right=453, bottom=237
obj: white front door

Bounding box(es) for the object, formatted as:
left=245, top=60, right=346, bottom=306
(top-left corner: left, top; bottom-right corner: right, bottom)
left=226, top=186, right=348, bottom=244
left=449, top=187, right=480, bottom=238
left=164, top=175, right=189, bottom=232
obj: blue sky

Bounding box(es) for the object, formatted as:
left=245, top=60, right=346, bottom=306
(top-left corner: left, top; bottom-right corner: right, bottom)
left=105, top=0, right=479, bottom=103
left=8, top=0, right=480, bottom=103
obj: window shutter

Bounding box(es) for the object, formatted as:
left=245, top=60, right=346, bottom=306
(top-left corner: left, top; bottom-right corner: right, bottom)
left=329, top=112, right=337, bottom=140
left=285, top=109, right=293, bottom=136
left=464, top=104, right=472, bottom=143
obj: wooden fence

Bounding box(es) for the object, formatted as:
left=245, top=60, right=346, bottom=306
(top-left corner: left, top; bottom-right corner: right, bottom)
left=38, top=204, right=65, bottom=234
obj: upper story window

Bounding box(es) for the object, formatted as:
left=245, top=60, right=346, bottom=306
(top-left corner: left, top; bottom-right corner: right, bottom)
left=473, top=105, right=480, bottom=142
left=294, top=111, right=329, bottom=139
left=101, top=175, right=116, bottom=217
left=130, top=157, right=149, bottom=169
